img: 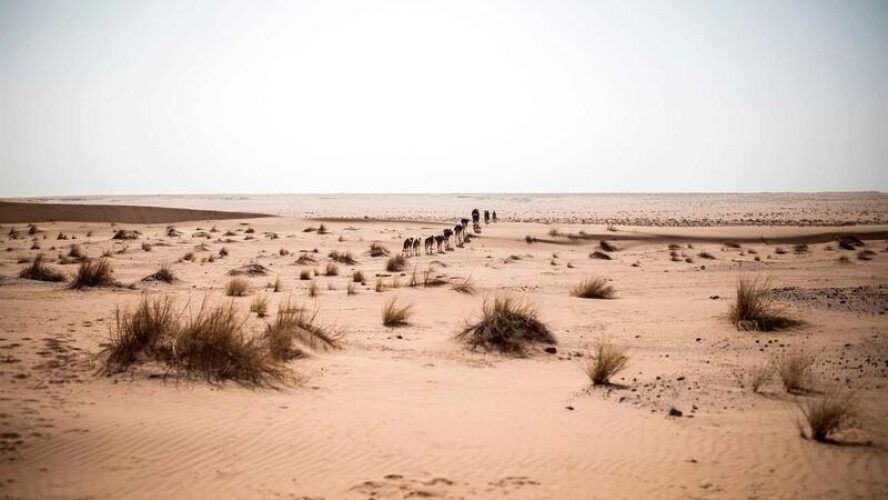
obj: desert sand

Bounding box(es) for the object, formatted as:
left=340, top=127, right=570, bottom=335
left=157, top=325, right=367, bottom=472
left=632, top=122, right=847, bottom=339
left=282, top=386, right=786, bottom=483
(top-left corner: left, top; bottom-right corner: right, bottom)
left=1, top=196, right=887, bottom=499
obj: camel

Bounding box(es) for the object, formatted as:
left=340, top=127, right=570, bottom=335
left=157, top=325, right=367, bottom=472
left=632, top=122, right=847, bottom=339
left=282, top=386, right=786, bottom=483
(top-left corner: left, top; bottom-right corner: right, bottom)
left=412, top=238, right=421, bottom=256
left=424, top=236, right=435, bottom=255
left=443, top=228, right=454, bottom=250
left=484, top=210, right=490, bottom=224
left=454, top=225, right=463, bottom=246
left=434, top=235, right=445, bottom=253
left=473, top=222, right=482, bottom=234
left=461, top=218, right=469, bottom=231
left=492, top=211, right=497, bottom=222
left=472, top=209, right=480, bottom=225
left=403, top=237, right=414, bottom=257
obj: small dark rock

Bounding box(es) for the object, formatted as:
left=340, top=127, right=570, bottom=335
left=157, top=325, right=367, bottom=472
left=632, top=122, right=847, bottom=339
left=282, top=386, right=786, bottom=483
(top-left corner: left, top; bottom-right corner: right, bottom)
left=544, top=347, right=557, bottom=354
left=668, top=407, right=683, bottom=417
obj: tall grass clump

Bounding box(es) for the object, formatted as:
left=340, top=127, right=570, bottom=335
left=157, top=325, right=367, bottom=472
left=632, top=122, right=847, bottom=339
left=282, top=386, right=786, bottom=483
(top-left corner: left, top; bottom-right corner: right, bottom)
left=776, top=352, right=814, bottom=393
left=800, top=389, right=859, bottom=442
left=729, top=276, right=800, bottom=331
left=382, top=298, right=413, bottom=327
left=250, top=294, right=270, bottom=317
left=584, top=339, right=629, bottom=385
left=143, top=264, right=176, bottom=283
left=265, top=300, right=341, bottom=359
left=369, top=242, right=390, bottom=257
left=226, top=277, right=250, bottom=297
left=19, top=254, right=66, bottom=282
left=452, top=276, right=477, bottom=295
left=456, top=296, right=555, bottom=355
left=69, top=258, right=116, bottom=289
left=104, top=295, right=178, bottom=373
left=570, top=277, right=614, bottom=299
left=386, top=255, right=407, bottom=272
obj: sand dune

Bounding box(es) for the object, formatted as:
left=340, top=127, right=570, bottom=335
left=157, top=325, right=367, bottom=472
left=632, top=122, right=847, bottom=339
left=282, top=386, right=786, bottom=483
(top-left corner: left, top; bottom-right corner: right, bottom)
left=0, top=200, right=269, bottom=224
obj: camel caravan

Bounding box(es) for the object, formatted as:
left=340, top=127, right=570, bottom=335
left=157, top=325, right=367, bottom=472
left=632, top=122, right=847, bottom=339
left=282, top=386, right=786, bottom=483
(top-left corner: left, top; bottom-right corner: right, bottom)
left=401, top=208, right=498, bottom=257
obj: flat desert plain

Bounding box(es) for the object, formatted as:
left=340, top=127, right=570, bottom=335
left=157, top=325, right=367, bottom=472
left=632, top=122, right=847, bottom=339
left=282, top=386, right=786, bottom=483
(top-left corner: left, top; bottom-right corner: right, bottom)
left=0, top=195, right=887, bottom=500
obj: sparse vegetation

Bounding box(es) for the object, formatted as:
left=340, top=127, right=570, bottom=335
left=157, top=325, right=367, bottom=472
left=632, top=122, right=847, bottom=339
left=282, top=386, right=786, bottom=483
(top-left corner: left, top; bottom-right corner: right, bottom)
left=250, top=294, right=269, bottom=317
left=858, top=249, right=875, bottom=261
left=456, top=296, right=555, bottom=355
left=369, top=242, right=390, bottom=257
left=386, top=255, right=407, bottom=272
left=219, top=247, right=229, bottom=257
left=325, top=261, right=339, bottom=276
left=353, top=270, right=366, bottom=283
left=697, top=251, right=715, bottom=260
left=143, top=264, right=176, bottom=283
left=776, top=352, right=814, bottom=394
left=328, top=250, right=357, bottom=265
left=382, top=298, right=413, bottom=327
left=226, top=277, right=250, bottom=297
left=300, top=269, right=312, bottom=280
left=70, top=258, right=116, bottom=289
left=273, top=277, right=283, bottom=292
left=103, top=295, right=178, bottom=373
left=745, top=362, right=773, bottom=393
left=19, top=254, right=66, bottom=282
left=265, top=299, right=340, bottom=359
left=801, top=389, right=859, bottom=442
left=584, top=339, right=629, bottom=385
left=347, top=282, right=357, bottom=295
left=142, top=242, right=152, bottom=252
left=308, top=280, right=319, bottom=297
left=452, top=276, right=476, bottom=295
left=570, top=277, right=614, bottom=299
left=729, top=276, right=799, bottom=331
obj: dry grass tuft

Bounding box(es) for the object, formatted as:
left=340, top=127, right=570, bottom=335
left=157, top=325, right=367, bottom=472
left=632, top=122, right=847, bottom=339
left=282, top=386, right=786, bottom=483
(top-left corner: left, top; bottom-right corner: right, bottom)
left=857, top=249, right=875, bottom=261
left=456, top=296, right=555, bottom=355
left=353, top=270, right=366, bottom=283
left=174, top=301, right=283, bottom=385
left=599, top=240, right=618, bottom=252
left=382, top=297, right=413, bottom=327
left=589, top=250, right=611, bottom=260
left=697, top=251, right=716, bottom=260
left=452, top=276, right=477, bottom=295
left=226, top=277, right=251, bottom=297
left=369, top=242, right=390, bottom=257
left=299, top=269, right=312, bottom=280
left=68, top=244, right=84, bottom=259
left=265, top=300, right=341, bottom=359
left=325, top=261, right=339, bottom=276
left=273, top=277, right=283, bottom=292
left=104, top=295, right=178, bottom=373
left=143, top=264, right=176, bottom=283
left=19, top=254, right=66, bottom=282
left=375, top=278, right=385, bottom=292
left=570, top=277, right=614, bottom=299
left=328, top=250, right=358, bottom=265
left=70, top=258, right=116, bottom=289
left=776, top=352, right=814, bottom=394
left=801, top=389, right=860, bottom=442
left=219, top=247, right=229, bottom=257
left=250, top=294, right=269, bottom=317
left=745, top=362, right=773, bottom=393
left=386, top=255, right=407, bottom=272
left=729, top=276, right=800, bottom=331
left=347, top=282, right=357, bottom=295
left=308, top=280, right=319, bottom=297
left=584, top=339, right=629, bottom=385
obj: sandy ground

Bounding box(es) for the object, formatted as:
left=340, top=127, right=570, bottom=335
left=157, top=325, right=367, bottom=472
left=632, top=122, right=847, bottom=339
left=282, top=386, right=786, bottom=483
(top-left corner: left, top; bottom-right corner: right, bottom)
left=1, top=201, right=887, bottom=499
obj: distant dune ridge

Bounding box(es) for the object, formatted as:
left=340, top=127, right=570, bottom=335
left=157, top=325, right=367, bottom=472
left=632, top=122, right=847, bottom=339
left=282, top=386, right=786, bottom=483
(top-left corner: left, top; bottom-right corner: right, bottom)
left=0, top=200, right=270, bottom=224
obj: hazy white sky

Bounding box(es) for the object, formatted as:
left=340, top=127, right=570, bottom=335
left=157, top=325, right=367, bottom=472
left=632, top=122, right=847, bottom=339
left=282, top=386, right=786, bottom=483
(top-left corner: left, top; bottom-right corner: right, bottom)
left=1, top=0, right=886, bottom=197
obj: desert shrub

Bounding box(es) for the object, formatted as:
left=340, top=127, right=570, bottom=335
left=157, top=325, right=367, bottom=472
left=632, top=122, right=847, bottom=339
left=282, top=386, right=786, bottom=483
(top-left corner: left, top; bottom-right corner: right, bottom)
left=142, top=242, right=152, bottom=252
left=104, top=295, right=177, bottom=373
left=745, top=362, right=772, bottom=393
left=353, top=270, right=366, bottom=283
left=793, top=244, right=809, bottom=253
left=570, top=277, right=614, bottom=299
left=250, top=294, right=269, bottom=317
left=328, top=250, right=357, bottom=265
left=369, top=242, right=390, bottom=257
left=667, top=243, right=681, bottom=250
left=226, top=277, right=250, bottom=297
left=697, top=251, right=716, bottom=259
left=300, top=269, right=312, bottom=280
left=382, top=298, right=413, bottom=327
left=265, top=300, right=340, bottom=360
left=183, top=252, right=195, bottom=262
left=801, top=389, right=859, bottom=442
left=548, top=227, right=561, bottom=237
left=375, top=278, right=385, bottom=292
left=143, top=264, right=176, bottom=283
left=386, top=255, right=407, bottom=272
left=219, top=247, right=229, bottom=257
left=69, top=258, right=116, bottom=289
left=599, top=241, right=618, bottom=252
left=308, top=280, right=319, bottom=297
left=112, top=229, right=140, bottom=240
left=347, top=282, right=357, bottom=295
left=729, top=276, right=800, bottom=331
left=317, top=224, right=329, bottom=235
left=272, top=277, right=283, bottom=292
left=776, top=352, right=814, bottom=393
left=294, top=253, right=317, bottom=265
left=325, top=261, right=339, bottom=276
left=837, top=255, right=851, bottom=264
left=837, top=235, right=863, bottom=250
left=174, top=301, right=282, bottom=385
left=68, top=244, right=84, bottom=259
left=19, top=254, right=66, bottom=282
left=775, top=247, right=788, bottom=255
left=589, top=251, right=611, bottom=260
left=456, top=296, right=555, bottom=355
left=452, top=276, right=476, bottom=295
left=858, top=250, right=875, bottom=261
left=422, top=268, right=447, bottom=287
left=584, top=339, right=629, bottom=385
